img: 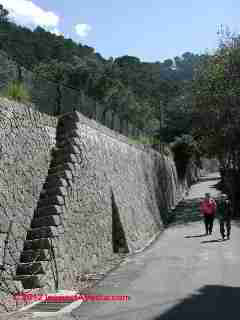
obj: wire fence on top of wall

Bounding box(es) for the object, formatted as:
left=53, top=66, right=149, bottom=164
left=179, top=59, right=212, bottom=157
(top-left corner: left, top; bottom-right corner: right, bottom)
left=0, top=49, right=146, bottom=139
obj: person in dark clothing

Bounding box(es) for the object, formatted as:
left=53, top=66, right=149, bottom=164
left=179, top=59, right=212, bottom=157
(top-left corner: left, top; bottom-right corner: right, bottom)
left=217, top=194, right=232, bottom=240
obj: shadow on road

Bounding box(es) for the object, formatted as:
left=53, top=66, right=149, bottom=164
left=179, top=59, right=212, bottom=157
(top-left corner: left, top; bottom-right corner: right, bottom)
left=199, top=177, right=220, bottom=182
left=152, top=285, right=240, bottom=320
left=201, top=239, right=223, bottom=243
left=184, top=234, right=206, bottom=238
left=168, top=199, right=203, bottom=226
left=233, top=219, right=240, bottom=228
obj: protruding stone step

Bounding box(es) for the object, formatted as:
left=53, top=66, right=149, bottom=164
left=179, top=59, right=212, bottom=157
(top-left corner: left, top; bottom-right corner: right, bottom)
left=58, top=118, right=81, bottom=129
left=13, top=275, right=43, bottom=289
left=16, top=262, right=45, bottom=275
left=56, top=136, right=81, bottom=149
left=48, top=162, right=75, bottom=175
left=52, top=147, right=77, bottom=159
left=51, top=153, right=79, bottom=166
left=43, top=173, right=72, bottom=191
left=38, top=195, right=65, bottom=208
left=57, top=129, right=80, bottom=142
left=24, top=238, right=51, bottom=251
left=34, top=205, right=63, bottom=218
left=61, top=144, right=81, bottom=155
left=20, top=249, right=49, bottom=263
left=58, top=111, right=81, bottom=124
left=46, top=170, right=73, bottom=183
left=51, top=148, right=81, bottom=163
left=40, top=186, right=67, bottom=199
left=56, top=121, right=81, bottom=136
left=31, top=215, right=61, bottom=228
left=26, top=226, right=59, bottom=240
left=43, top=177, right=69, bottom=190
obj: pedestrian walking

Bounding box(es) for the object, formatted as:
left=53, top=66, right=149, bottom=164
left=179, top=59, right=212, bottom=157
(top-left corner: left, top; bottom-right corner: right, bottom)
left=200, top=193, right=217, bottom=235
left=217, top=194, right=232, bottom=240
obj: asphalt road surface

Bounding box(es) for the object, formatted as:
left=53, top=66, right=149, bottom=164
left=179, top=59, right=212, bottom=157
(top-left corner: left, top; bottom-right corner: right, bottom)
left=68, top=172, right=240, bottom=320
left=8, top=172, right=240, bottom=320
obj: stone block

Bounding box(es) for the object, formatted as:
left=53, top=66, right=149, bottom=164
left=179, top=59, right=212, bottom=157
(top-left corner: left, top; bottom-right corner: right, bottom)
left=56, top=136, right=81, bottom=149
left=34, top=205, right=63, bottom=218
left=16, top=262, right=45, bottom=275
left=20, top=249, right=49, bottom=263
left=26, top=226, right=59, bottom=240
left=40, top=186, right=67, bottom=199
left=31, top=215, right=61, bottom=228
left=23, top=238, right=51, bottom=251
left=43, top=177, right=69, bottom=190
left=38, top=195, right=65, bottom=208
left=13, top=275, right=43, bottom=289
left=48, top=162, right=75, bottom=175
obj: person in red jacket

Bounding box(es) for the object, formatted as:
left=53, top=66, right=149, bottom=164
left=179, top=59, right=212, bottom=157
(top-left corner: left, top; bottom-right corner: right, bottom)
left=200, top=193, right=217, bottom=235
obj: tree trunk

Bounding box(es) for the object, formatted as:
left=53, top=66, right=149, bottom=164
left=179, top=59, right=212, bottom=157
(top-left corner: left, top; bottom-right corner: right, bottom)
left=102, top=108, right=108, bottom=125
left=54, top=83, right=62, bottom=116
left=119, top=117, right=124, bottom=134
left=111, top=111, right=115, bottom=130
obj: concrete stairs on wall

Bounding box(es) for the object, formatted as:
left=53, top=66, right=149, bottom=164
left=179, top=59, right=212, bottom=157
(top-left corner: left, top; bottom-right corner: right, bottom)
left=14, top=112, right=82, bottom=290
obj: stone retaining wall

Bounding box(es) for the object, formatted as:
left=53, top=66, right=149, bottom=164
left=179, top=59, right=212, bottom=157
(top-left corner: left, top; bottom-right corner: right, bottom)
left=42, top=111, right=199, bottom=290
left=0, top=101, right=200, bottom=307
left=0, top=98, right=57, bottom=311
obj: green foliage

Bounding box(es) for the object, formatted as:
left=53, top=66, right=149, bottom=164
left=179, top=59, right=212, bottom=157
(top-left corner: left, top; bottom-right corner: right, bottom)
left=171, top=135, right=200, bottom=179
left=192, top=33, right=240, bottom=169
left=114, top=52, right=204, bottom=142
left=192, top=27, right=240, bottom=216
left=163, top=59, right=173, bottom=68
left=0, top=4, right=206, bottom=143
left=33, top=60, right=74, bottom=84
left=2, top=81, right=31, bottom=103
left=0, top=4, right=9, bottom=23
left=0, top=17, right=102, bottom=69
left=130, top=135, right=158, bottom=145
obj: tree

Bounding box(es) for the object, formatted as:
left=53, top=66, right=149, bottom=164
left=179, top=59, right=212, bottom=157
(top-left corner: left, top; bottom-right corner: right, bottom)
left=0, top=4, right=9, bottom=23
left=171, top=134, right=201, bottom=179
left=159, top=91, right=194, bottom=143
left=33, top=60, right=73, bottom=83
left=151, top=80, right=180, bottom=141
left=192, top=29, right=240, bottom=215
left=163, top=59, right=173, bottom=68
left=33, top=60, right=73, bottom=115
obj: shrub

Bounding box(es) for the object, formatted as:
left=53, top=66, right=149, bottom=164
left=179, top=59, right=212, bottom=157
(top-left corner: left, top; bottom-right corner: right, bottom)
left=3, top=81, right=31, bottom=103
left=171, top=134, right=200, bottom=179
left=128, top=135, right=157, bottom=146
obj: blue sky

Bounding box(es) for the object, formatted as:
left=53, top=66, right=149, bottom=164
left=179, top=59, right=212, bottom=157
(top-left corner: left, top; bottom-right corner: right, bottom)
left=2, top=0, right=240, bottom=62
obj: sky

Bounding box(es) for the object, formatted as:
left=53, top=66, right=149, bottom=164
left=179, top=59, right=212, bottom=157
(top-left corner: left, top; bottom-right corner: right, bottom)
left=2, top=0, right=240, bottom=62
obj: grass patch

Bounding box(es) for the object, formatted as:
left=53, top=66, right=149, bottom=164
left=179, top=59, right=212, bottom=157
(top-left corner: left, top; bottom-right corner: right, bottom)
left=127, top=135, right=171, bottom=156
left=128, top=135, right=157, bottom=145
left=2, top=81, right=31, bottom=103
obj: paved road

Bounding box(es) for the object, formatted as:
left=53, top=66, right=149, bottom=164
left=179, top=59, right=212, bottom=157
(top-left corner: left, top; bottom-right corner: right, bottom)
left=7, top=172, right=240, bottom=320
left=67, top=172, right=240, bottom=320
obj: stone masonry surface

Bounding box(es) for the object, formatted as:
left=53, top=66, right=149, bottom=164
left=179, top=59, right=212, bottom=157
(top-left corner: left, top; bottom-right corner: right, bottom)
left=0, top=98, right=57, bottom=312
left=48, top=111, right=200, bottom=291
left=0, top=100, right=200, bottom=313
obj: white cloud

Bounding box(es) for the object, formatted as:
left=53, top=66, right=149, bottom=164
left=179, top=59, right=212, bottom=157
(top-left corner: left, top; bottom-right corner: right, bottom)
left=51, top=28, right=63, bottom=36
left=1, top=0, right=60, bottom=32
left=75, top=24, right=92, bottom=38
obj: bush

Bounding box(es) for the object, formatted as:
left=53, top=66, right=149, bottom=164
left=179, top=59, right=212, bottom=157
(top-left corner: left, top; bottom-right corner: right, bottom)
left=128, top=135, right=157, bottom=146
left=171, top=134, right=200, bottom=179
left=3, top=81, right=31, bottom=103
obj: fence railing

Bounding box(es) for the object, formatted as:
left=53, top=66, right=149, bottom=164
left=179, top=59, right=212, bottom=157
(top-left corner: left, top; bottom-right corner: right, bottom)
left=0, top=50, right=146, bottom=139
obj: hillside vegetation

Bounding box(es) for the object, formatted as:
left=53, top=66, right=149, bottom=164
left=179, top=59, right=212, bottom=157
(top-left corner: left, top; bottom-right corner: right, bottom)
left=2, top=6, right=240, bottom=214
left=0, top=5, right=206, bottom=144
